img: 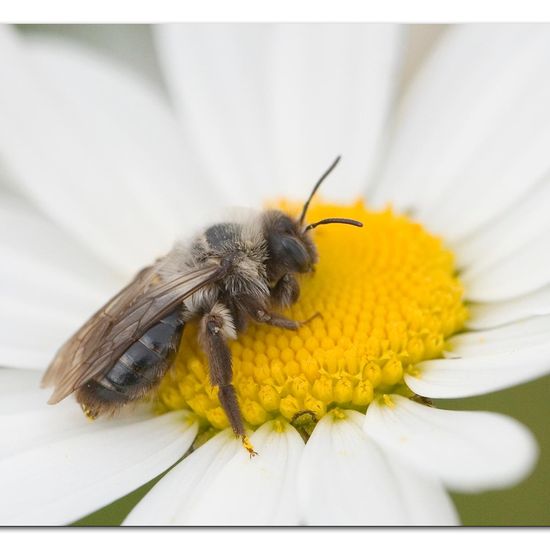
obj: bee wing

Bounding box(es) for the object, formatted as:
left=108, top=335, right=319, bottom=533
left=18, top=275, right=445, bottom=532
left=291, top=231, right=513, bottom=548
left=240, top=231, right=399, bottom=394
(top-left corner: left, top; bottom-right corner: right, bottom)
left=42, top=260, right=226, bottom=404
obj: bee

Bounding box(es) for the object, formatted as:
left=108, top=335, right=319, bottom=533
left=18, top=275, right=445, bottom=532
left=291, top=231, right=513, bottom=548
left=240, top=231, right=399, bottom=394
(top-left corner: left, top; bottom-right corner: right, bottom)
left=42, top=157, right=362, bottom=455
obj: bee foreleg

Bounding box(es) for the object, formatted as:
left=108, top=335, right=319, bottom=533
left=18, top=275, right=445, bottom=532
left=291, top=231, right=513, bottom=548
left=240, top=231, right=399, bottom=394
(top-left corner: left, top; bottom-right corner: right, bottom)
left=254, top=309, right=321, bottom=330
left=270, top=273, right=300, bottom=307
left=199, top=304, right=257, bottom=457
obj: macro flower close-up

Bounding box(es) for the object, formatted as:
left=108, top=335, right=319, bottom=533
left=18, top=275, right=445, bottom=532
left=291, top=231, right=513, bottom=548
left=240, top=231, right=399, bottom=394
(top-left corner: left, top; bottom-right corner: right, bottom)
left=1, top=23, right=550, bottom=526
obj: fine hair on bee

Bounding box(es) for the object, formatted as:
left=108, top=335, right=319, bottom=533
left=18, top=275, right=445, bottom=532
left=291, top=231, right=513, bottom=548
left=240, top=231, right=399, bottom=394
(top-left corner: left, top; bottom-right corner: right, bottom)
left=42, top=156, right=363, bottom=456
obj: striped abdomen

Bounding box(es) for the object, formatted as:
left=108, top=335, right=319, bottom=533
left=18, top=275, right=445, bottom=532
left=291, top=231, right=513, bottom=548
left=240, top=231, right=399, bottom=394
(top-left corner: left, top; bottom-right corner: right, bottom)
left=76, top=307, right=186, bottom=417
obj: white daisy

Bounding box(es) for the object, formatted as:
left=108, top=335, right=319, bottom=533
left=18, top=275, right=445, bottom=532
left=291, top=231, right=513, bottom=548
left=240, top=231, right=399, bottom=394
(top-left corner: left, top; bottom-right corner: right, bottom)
left=0, top=23, right=548, bottom=526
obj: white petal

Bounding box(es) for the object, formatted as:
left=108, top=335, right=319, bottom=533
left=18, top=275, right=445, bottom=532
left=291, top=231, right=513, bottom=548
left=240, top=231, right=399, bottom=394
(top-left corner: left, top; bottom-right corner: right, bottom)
left=466, top=284, right=550, bottom=329
left=0, top=369, right=81, bottom=417
left=0, top=351, right=51, bottom=371
left=0, top=195, right=119, bottom=313
left=0, top=393, right=103, bottom=458
left=384, top=454, right=459, bottom=526
left=0, top=26, right=218, bottom=276
left=155, top=24, right=277, bottom=207
left=365, top=395, right=538, bottom=492
left=406, top=316, right=550, bottom=397
left=21, top=25, right=165, bottom=90
left=268, top=24, right=403, bottom=202
left=0, top=367, right=156, bottom=446
left=406, top=351, right=550, bottom=399
left=125, top=420, right=304, bottom=525
left=156, top=24, right=403, bottom=203
left=454, top=177, right=550, bottom=272
left=462, top=229, right=550, bottom=302
left=298, top=411, right=405, bottom=525
left=0, top=368, right=43, bottom=403
left=298, top=410, right=456, bottom=525
left=0, top=303, right=75, bottom=370
left=455, top=174, right=550, bottom=310
left=124, top=429, right=238, bottom=525
left=0, top=278, right=103, bottom=371
left=448, top=315, right=550, bottom=355
left=419, top=80, right=550, bottom=242
left=0, top=409, right=197, bottom=525
left=374, top=24, right=550, bottom=241
left=0, top=195, right=127, bottom=369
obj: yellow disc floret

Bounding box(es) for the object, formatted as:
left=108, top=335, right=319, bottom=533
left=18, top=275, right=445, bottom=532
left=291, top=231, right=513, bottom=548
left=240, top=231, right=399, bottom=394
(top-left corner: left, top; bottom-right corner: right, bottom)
left=155, top=201, right=467, bottom=434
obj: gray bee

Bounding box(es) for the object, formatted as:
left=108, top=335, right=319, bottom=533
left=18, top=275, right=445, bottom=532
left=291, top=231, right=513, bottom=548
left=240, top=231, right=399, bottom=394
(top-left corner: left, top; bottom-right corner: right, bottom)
left=42, top=157, right=362, bottom=454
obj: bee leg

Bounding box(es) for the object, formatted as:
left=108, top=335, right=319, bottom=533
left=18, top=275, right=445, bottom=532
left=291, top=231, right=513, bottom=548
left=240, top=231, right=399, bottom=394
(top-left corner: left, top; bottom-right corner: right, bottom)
left=254, top=309, right=321, bottom=330
left=199, top=305, right=257, bottom=457
left=271, top=273, right=300, bottom=307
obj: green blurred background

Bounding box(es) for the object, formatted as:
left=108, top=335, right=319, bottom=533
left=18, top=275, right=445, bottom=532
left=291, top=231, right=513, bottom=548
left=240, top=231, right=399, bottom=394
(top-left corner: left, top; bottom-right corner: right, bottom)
left=14, top=24, right=550, bottom=526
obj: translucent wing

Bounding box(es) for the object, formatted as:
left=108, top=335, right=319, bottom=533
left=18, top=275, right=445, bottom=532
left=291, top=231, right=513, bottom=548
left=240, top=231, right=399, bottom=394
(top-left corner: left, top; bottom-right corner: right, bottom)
left=42, top=258, right=226, bottom=404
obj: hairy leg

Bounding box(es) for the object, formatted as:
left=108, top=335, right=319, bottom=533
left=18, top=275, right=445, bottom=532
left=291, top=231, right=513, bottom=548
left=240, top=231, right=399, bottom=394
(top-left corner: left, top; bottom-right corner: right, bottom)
left=270, top=273, right=300, bottom=308
left=198, top=303, right=257, bottom=456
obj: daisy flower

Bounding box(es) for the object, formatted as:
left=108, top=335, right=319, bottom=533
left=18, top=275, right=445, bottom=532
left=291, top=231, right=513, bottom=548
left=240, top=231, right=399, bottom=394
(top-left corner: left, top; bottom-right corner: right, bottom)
left=0, top=23, right=548, bottom=526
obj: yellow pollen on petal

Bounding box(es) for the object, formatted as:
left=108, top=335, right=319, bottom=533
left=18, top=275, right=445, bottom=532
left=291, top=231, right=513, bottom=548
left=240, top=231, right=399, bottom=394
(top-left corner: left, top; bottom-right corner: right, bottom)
left=155, top=201, right=467, bottom=434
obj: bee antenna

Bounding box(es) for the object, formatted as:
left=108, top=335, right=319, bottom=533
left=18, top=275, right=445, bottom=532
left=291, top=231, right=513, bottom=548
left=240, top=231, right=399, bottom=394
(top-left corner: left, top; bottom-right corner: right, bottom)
left=304, top=217, right=363, bottom=232
left=299, top=156, right=342, bottom=225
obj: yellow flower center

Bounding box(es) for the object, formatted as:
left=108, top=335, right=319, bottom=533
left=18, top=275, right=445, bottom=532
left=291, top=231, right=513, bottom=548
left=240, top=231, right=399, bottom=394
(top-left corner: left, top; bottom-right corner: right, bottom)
left=154, top=201, right=467, bottom=437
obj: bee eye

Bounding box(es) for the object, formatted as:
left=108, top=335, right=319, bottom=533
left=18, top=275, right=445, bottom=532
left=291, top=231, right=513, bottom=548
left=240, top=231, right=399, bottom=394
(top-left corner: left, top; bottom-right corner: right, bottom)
left=279, top=236, right=311, bottom=273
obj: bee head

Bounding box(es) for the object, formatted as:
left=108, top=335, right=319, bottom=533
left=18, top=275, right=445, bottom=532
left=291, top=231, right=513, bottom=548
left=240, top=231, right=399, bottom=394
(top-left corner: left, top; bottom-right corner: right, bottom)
left=263, top=211, right=319, bottom=280
left=263, top=156, right=363, bottom=282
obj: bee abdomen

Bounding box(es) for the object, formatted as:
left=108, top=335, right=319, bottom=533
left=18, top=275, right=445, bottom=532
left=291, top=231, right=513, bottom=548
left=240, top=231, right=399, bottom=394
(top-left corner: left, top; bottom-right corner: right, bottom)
left=77, top=308, right=186, bottom=416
